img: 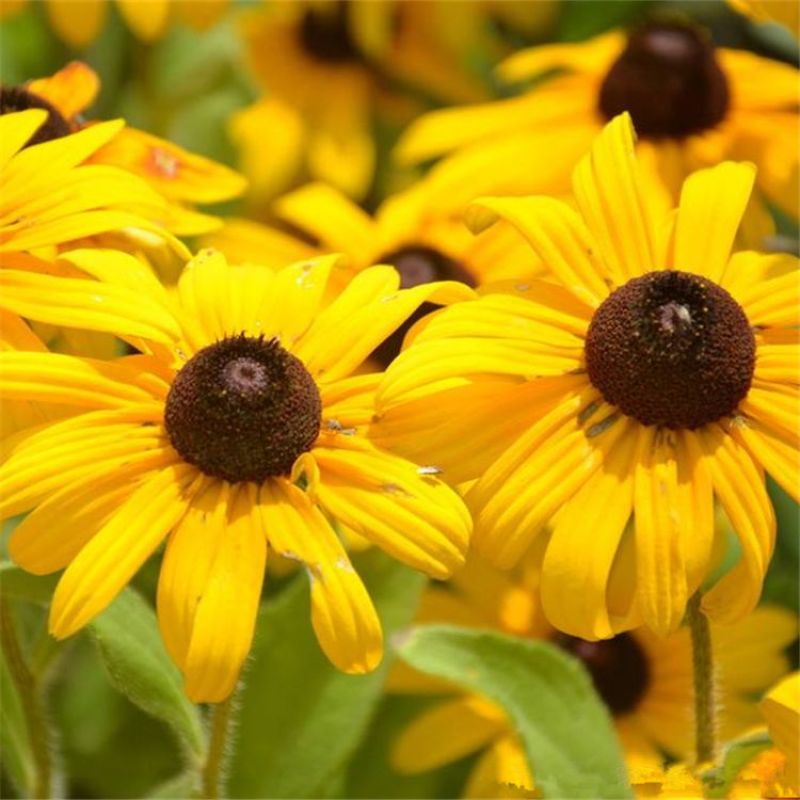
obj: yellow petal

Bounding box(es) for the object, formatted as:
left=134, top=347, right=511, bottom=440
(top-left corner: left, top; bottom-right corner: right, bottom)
left=27, top=61, right=99, bottom=119
left=760, top=673, right=800, bottom=791
left=44, top=0, right=107, bottom=48
left=274, top=182, right=376, bottom=256
left=540, top=417, right=639, bottom=639
left=392, top=696, right=507, bottom=773
left=733, top=416, right=799, bottom=503
left=0, top=351, right=162, bottom=409
left=9, top=469, right=142, bottom=575
left=313, top=436, right=471, bottom=579
left=725, top=252, right=800, bottom=328
left=115, top=0, right=170, bottom=41
left=296, top=267, right=475, bottom=383
left=0, top=410, right=169, bottom=518
left=0, top=269, right=181, bottom=345
left=180, top=483, right=266, bottom=703
left=670, top=162, right=756, bottom=284
left=463, top=734, right=534, bottom=799
left=571, top=113, right=658, bottom=284
left=0, top=110, right=49, bottom=168
left=258, top=479, right=382, bottom=674
left=49, top=463, right=198, bottom=638
left=692, top=426, right=775, bottom=623
left=466, top=196, right=609, bottom=307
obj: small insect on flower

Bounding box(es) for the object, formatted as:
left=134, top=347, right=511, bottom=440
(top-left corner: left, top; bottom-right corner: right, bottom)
left=375, top=113, right=800, bottom=642
left=0, top=249, right=474, bottom=703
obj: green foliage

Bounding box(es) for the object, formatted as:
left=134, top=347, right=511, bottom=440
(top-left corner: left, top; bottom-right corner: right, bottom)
left=227, top=552, right=425, bottom=799
left=0, top=563, right=59, bottom=607
left=88, top=588, right=205, bottom=762
left=395, top=625, right=633, bottom=800
left=0, top=646, right=35, bottom=795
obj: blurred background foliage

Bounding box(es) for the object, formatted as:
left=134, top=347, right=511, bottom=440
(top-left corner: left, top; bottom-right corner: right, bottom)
left=0, top=2, right=798, bottom=798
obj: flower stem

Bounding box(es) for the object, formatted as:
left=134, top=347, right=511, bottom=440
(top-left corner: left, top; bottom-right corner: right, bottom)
left=202, top=695, right=235, bottom=799
left=0, top=598, right=53, bottom=799
left=687, top=592, right=716, bottom=765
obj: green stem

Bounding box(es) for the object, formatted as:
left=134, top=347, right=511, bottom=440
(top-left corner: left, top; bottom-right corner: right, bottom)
left=687, top=592, right=716, bottom=765
left=202, top=695, right=234, bottom=800
left=0, top=599, right=52, bottom=799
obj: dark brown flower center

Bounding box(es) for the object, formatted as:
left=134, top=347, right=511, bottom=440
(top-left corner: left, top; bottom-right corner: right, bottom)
left=555, top=633, right=650, bottom=715
left=164, top=335, right=321, bottom=483
left=598, top=22, right=729, bottom=139
left=0, top=85, right=72, bottom=147
left=372, top=245, right=476, bottom=367
left=585, top=271, right=755, bottom=430
left=299, top=2, right=362, bottom=63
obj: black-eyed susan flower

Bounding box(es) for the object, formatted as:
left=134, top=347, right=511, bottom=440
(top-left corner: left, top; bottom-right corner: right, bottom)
left=0, top=108, right=177, bottom=254
left=0, top=249, right=473, bottom=702
left=2, top=62, right=246, bottom=235
left=205, top=181, right=537, bottom=365
left=389, top=555, right=797, bottom=796
left=375, top=114, right=800, bottom=641
left=0, top=0, right=228, bottom=48
left=397, top=19, right=800, bottom=220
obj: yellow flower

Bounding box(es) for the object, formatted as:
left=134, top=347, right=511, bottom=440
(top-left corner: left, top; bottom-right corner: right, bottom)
left=0, top=1, right=228, bottom=48
left=232, top=0, right=529, bottom=205
left=0, top=249, right=473, bottom=702
left=204, top=181, right=538, bottom=364
left=8, top=61, right=246, bottom=235
left=0, top=108, right=175, bottom=254
left=375, top=114, right=800, bottom=640
left=758, top=672, right=800, bottom=794
left=389, top=556, right=797, bottom=797
left=397, top=20, right=800, bottom=219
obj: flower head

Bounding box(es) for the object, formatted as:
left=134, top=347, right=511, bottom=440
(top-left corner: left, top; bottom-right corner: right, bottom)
left=0, top=249, right=473, bottom=701
left=376, top=114, right=799, bottom=640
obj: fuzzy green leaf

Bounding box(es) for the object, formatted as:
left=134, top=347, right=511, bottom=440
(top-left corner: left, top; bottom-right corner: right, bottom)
left=228, top=552, right=425, bottom=799
left=89, top=588, right=205, bottom=761
left=394, top=625, right=633, bottom=799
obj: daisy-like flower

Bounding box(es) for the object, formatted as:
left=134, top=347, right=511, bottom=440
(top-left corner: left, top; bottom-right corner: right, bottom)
left=0, top=108, right=179, bottom=254
left=375, top=114, right=800, bottom=641
left=0, top=249, right=473, bottom=702
left=397, top=19, right=800, bottom=220
left=389, top=557, right=797, bottom=796
left=0, top=0, right=228, bottom=48
left=232, top=0, right=518, bottom=205
left=205, top=180, right=537, bottom=365
left=2, top=61, right=246, bottom=235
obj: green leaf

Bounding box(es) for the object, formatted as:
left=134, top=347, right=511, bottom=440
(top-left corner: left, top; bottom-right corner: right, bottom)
left=395, top=625, right=633, bottom=800
left=0, top=562, right=59, bottom=606
left=88, top=588, right=205, bottom=761
left=0, top=644, right=35, bottom=795
left=701, top=730, right=772, bottom=799
left=228, top=552, right=425, bottom=799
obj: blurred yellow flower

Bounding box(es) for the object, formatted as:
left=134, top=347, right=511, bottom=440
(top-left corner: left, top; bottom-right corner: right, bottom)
left=398, top=19, right=800, bottom=220
left=0, top=0, right=228, bottom=48
left=0, top=249, right=473, bottom=702
left=729, top=0, right=800, bottom=36
left=389, top=556, right=797, bottom=797
left=12, top=61, right=246, bottom=235
left=759, top=672, right=800, bottom=795
left=375, top=114, right=800, bottom=640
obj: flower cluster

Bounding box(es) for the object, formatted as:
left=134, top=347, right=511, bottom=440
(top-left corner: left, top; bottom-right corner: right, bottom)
left=0, top=2, right=797, bottom=799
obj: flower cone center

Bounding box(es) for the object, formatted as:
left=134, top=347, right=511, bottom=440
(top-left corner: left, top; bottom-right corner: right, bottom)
left=598, top=22, right=729, bottom=139
left=165, top=335, right=321, bottom=483
left=585, top=270, right=755, bottom=429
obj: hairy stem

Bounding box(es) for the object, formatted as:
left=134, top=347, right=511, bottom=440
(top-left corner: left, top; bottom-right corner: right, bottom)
left=0, top=599, right=52, bottom=798
left=202, top=695, right=235, bottom=799
left=687, top=592, right=716, bottom=764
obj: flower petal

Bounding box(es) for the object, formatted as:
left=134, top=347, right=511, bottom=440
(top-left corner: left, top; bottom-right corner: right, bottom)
left=540, top=417, right=639, bottom=639
left=392, top=696, right=507, bottom=773
left=27, top=61, right=99, bottom=119
left=181, top=483, right=267, bottom=703
left=732, top=416, right=799, bottom=503
left=313, top=437, right=471, bottom=579
left=670, top=162, right=756, bottom=285
left=692, top=425, right=775, bottom=623
left=49, top=463, right=198, bottom=638
left=571, top=113, right=658, bottom=284
left=258, top=479, right=382, bottom=674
